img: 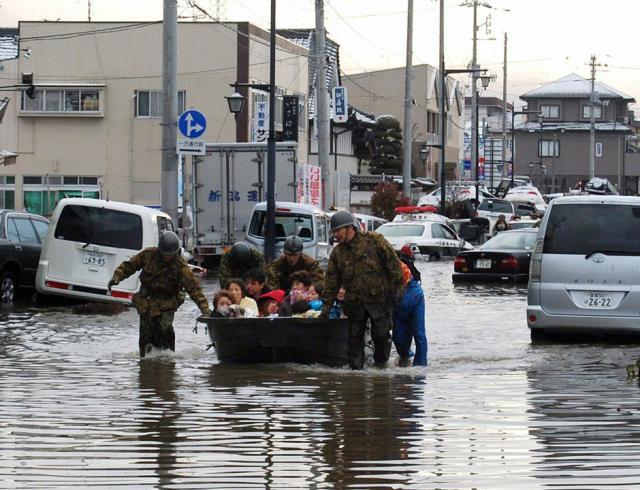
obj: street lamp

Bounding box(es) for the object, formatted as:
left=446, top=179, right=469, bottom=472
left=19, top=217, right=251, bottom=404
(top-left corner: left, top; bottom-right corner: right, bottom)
left=225, top=92, right=245, bottom=119
left=474, top=73, right=493, bottom=209
left=510, top=109, right=540, bottom=188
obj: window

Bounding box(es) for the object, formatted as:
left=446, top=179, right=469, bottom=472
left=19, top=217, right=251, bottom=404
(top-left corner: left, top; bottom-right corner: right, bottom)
left=22, top=175, right=101, bottom=215
left=135, top=90, right=185, bottom=117
left=377, top=224, right=425, bottom=238
left=479, top=200, right=514, bottom=214
left=31, top=219, right=49, bottom=242
left=6, top=217, right=19, bottom=241
left=538, top=140, right=560, bottom=157
left=0, top=176, right=15, bottom=210
left=11, top=217, right=39, bottom=244
left=484, top=231, right=536, bottom=250
left=540, top=105, right=559, bottom=119
left=249, top=211, right=314, bottom=241
left=543, top=204, right=640, bottom=255
left=23, top=176, right=43, bottom=185
left=582, top=105, right=602, bottom=119
left=22, top=88, right=101, bottom=113
left=54, top=205, right=143, bottom=250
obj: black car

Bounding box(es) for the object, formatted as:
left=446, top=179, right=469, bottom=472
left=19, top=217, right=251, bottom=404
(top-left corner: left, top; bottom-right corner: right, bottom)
left=0, top=210, right=49, bottom=302
left=453, top=229, right=538, bottom=283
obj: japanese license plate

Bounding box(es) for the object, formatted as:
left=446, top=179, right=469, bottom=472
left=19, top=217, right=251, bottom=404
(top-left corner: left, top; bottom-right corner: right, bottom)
left=582, top=291, right=613, bottom=308
left=83, top=252, right=106, bottom=267
left=475, top=259, right=492, bottom=269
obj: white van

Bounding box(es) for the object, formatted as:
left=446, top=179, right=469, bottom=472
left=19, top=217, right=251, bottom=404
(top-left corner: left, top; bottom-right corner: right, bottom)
left=528, top=195, right=640, bottom=341
left=245, top=202, right=332, bottom=262
left=36, top=198, right=174, bottom=304
left=353, top=212, right=387, bottom=232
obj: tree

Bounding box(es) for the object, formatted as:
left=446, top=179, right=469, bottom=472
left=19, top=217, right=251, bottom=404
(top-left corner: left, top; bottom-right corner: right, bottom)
left=369, top=115, right=403, bottom=174
left=370, top=181, right=410, bottom=221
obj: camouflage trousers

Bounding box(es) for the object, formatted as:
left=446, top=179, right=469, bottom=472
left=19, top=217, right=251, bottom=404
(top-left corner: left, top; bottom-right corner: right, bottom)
left=343, top=302, right=393, bottom=370
left=139, top=311, right=176, bottom=357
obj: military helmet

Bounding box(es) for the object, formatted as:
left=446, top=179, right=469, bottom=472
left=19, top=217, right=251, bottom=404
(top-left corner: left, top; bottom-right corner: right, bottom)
left=158, top=231, right=181, bottom=255
left=228, top=242, right=252, bottom=265
left=330, top=210, right=356, bottom=232
left=284, top=235, right=303, bottom=254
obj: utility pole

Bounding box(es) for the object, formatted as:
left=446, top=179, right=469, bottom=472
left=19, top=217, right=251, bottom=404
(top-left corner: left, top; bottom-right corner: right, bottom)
left=470, top=0, right=479, bottom=182
left=402, top=0, right=414, bottom=198
left=502, top=33, right=508, bottom=177
left=589, top=54, right=596, bottom=179
left=315, top=0, right=331, bottom=208
left=161, top=0, right=178, bottom=223
left=265, top=0, right=277, bottom=262
left=438, top=0, right=446, bottom=215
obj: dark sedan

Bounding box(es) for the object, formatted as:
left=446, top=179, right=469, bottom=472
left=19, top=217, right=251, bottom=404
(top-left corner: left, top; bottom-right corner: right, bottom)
left=0, top=210, right=49, bottom=302
left=453, top=229, right=538, bottom=283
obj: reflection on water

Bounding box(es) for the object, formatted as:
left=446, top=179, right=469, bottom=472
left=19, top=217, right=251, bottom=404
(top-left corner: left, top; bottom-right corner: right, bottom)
left=1, top=262, right=640, bottom=488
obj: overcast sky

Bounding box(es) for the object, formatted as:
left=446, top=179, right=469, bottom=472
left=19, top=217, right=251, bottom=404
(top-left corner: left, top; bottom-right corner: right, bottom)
left=3, top=0, right=640, bottom=111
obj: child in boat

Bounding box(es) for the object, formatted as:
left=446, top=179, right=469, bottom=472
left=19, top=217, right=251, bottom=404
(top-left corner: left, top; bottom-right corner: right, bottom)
left=308, top=283, right=324, bottom=312
left=211, top=290, right=233, bottom=318
left=257, top=289, right=285, bottom=317
left=289, top=270, right=313, bottom=303
left=328, top=287, right=345, bottom=319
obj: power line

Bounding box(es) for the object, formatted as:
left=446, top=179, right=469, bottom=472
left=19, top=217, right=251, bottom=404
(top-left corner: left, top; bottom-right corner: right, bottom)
left=19, top=22, right=161, bottom=42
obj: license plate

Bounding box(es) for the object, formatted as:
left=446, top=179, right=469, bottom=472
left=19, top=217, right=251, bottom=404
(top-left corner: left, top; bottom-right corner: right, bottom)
left=83, top=252, right=106, bottom=267
left=582, top=291, right=613, bottom=308
left=475, top=259, right=492, bottom=269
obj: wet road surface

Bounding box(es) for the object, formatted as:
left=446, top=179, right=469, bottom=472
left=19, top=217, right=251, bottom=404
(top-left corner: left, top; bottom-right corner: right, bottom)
left=2, top=261, right=640, bottom=488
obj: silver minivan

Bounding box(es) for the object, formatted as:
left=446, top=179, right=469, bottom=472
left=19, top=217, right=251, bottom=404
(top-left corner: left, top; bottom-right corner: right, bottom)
left=527, top=195, right=640, bottom=341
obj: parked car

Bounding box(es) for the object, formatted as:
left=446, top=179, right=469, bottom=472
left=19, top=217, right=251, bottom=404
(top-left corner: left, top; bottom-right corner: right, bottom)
left=494, top=178, right=530, bottom=198
left=475, top=198, right=516, bottom=222
left=353, top=212, right=387, bottom=232
left=376, top=220, right=473, bottom=261
left=0, top=210, right=49, bottom=302
left=513, top=202, right=538, bottom=218
left=36, top=198, right=174, bottom=304
left=505, top=186, right=547, bottom=215
left=453, top=229, right=537, bottom=283
left=418, top=183, right=496, bottom=208
left=527, top=195, right=640, bottom=341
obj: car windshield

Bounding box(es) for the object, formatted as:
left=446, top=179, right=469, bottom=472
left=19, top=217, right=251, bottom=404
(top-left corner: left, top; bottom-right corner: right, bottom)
left=482, top=231, right=537, bottom=250
left=54, top=205, right=143, bottom=250
left=377, top=224, right=425, bottom=237
left=478, top=200, right=513, bottom=213
left=543, top=203, right=640, bottom=255
left=249, top=211, right=314, bottom=241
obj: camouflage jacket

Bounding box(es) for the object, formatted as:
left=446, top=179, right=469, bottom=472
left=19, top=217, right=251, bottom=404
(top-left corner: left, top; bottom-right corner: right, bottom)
left=111, top=248, right=210, bottom=317
left=266, top=253, right=324, bottom=291
left=322, top=231, right=404, bottom=310
left=218, top=248, right=264, bottom=288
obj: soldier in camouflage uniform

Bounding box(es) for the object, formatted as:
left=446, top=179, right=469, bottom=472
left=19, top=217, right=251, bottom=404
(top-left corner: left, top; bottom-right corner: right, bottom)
left=218, top=242, right=264, bottom=289
left=267, top=235, right=324, bottom=291
left=108, top=231, right=211, bottom=357
left=321, top=211, right=404, bottom=370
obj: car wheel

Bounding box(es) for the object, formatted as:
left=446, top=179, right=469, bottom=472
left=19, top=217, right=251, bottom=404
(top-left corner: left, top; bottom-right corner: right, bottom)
left=0, top=271, right=17, bottom=303
left=530, top=328, right=547, bottom=343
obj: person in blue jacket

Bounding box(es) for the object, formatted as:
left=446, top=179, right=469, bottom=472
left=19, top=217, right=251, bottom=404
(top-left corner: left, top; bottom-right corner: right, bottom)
left=392, top=245, right=428, bottom=367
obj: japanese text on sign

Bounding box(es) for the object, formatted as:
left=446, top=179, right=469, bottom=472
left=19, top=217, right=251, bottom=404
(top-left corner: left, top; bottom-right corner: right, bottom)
left=282, top=95, right=299, bottom=142
left=253, top=101, right=269, bottom=142
left=297, top=165, right=322, bottom=208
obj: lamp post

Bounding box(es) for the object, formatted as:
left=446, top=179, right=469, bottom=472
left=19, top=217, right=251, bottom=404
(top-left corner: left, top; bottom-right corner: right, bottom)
left=510, top=109, right=540, bottom=188
left=225, top=92, right=245, bottom=122
left=475, top=74, right=492, bottom=209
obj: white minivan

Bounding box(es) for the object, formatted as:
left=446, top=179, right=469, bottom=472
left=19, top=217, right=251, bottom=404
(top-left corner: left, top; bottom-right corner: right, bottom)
left=36, top=198, right=174, bottom=304
left=245, top=202, right=332, bottom=263
left=527, top=195, right=640, bottom=341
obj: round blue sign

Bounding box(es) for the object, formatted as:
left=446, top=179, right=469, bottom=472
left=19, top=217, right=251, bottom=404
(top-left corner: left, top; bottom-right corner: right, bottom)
left=178, top=110, right=207, bottom=139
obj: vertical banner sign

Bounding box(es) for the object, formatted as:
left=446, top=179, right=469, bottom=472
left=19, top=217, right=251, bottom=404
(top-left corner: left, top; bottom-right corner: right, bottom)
left=332, top=86, right=348, bottom=123
left=282, top=95, right=299, bottom=142
left=297, top=165, right=306, bottom=204
left=308, top=165, right=322, bottom=207
left=254, top=101, right=269, bottom=142
left=595, top=142, right=603, bottom=158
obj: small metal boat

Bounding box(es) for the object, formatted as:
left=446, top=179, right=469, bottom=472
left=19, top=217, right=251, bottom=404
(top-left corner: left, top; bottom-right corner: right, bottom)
left=199, top=316, right=350, bottom=367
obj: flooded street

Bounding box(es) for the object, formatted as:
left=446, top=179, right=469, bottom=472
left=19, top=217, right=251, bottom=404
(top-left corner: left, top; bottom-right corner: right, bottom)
left=3, top=261, right=640, bottom=488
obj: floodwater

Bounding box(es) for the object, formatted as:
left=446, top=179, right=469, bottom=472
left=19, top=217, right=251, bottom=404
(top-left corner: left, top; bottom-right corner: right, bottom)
left=2, top=262, right=640, bottom=489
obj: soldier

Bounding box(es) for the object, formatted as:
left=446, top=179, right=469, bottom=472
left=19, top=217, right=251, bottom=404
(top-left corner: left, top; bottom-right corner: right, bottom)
left=321, top=210, right=404, bottom=370
left=218, top=242, right=264, bottom=289
left=266, top=235, right=324, bottom=291
left=108, top=231, right=211, bottom=357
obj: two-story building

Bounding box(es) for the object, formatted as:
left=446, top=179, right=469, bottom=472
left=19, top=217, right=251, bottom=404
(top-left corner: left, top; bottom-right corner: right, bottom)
left=0, top=21, right=309, bottom=214
left=513, top=73, right=635, bottom=193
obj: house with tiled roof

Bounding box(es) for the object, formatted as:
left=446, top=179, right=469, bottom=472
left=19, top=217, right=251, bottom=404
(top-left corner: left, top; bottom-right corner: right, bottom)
left=514, top=73, right=638, bottom=193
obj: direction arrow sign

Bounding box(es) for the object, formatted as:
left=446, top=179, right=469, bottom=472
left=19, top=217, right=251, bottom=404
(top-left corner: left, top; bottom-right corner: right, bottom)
left=178, top=110, right=207, bottom=139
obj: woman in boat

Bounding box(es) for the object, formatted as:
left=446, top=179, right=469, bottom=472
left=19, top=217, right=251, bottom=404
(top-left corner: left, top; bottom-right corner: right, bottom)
left=225, top=278, right=259, bottom=316
left=211, top=290, right=233, bottom=318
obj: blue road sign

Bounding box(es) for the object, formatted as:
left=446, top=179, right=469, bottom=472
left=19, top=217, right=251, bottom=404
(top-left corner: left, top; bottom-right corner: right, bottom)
left=178, top=110, right=207, bottom=139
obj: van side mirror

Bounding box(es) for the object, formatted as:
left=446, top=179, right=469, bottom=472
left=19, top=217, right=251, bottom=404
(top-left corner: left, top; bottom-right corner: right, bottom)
left=329, top=235, right=334, bottom=246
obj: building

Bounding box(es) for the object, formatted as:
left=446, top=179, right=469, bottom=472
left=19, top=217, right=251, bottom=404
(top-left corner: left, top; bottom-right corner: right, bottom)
left=463, top=96, right=513, bottom=189
left=0, top=21, right=309, bottom=213
left=514, top=73, right=636, bottom=193
left=343, top=64, right=466, bottom=183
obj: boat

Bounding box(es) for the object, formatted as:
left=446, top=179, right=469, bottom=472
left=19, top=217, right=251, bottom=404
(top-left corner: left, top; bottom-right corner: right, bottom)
left=198, top=316, right=350, bottom=367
